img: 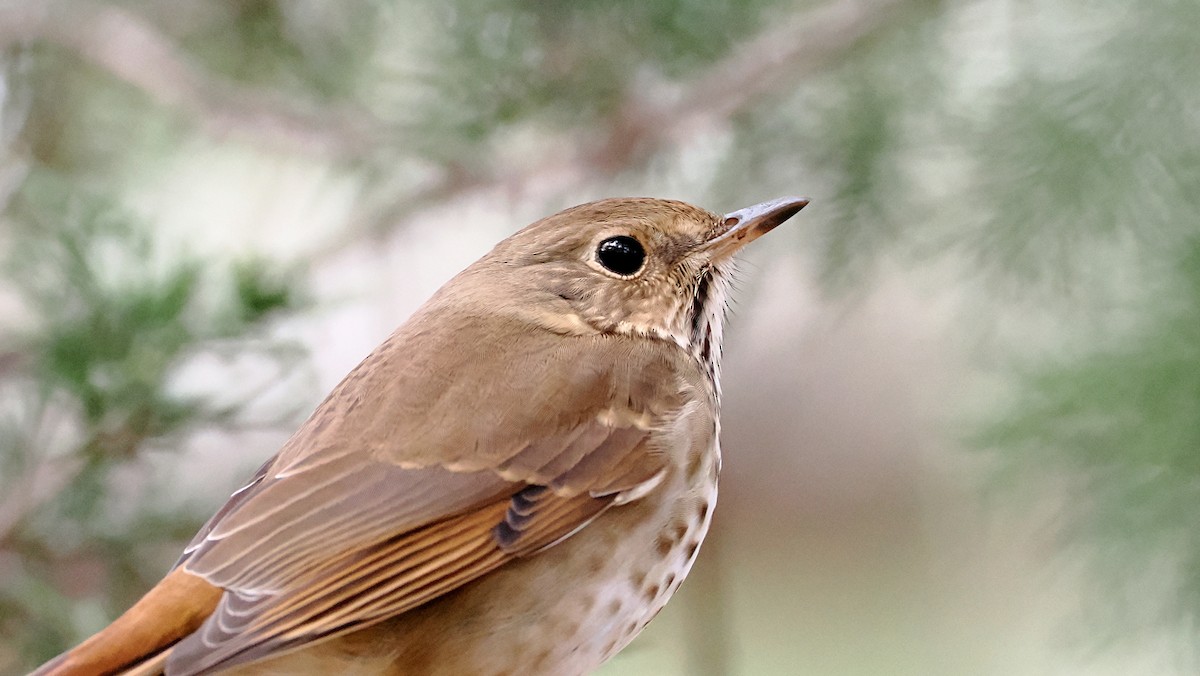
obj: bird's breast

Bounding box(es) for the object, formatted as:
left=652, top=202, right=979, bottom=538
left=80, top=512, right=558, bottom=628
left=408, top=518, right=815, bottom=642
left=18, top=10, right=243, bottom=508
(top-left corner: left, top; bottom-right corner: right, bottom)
left=341, top=414, right=722, bottom=676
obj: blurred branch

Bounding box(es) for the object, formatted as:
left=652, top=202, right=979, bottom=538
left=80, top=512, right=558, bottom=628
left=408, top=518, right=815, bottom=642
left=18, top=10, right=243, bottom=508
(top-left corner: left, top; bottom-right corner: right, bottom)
left=332, top=0, right=924, bottom=254
left=0, top=383, right=77, bottom=549
left=0, top=455, right=82, bottom=548
left=0, top=0, right=380, bottom=158
left=596, top=0, right=923, bottom=169
left=0, top=349, right=26, bottom=377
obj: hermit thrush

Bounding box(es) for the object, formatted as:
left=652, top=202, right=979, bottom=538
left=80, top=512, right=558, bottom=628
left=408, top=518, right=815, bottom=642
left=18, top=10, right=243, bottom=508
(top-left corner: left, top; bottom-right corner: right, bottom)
left=33, top=195, right=808, bottom=676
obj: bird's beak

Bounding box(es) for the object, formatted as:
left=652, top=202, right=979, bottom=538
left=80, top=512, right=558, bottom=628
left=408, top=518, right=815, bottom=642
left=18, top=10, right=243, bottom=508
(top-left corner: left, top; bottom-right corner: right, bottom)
left=703, top=196, right=809, bottom=259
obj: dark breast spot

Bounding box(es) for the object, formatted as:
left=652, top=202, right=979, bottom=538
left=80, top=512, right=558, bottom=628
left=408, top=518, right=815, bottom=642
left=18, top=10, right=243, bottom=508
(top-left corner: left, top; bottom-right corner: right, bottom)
left=672, top=519, right=689, bottom=541
left=629, top=569, right=648, bottom=588
left=587, top=554, right=607, bottom=575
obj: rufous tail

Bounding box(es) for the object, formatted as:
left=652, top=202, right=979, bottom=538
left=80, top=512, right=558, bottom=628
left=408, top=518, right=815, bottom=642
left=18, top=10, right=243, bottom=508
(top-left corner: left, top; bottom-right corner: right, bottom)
left=31, top=567, right=222, bottom=676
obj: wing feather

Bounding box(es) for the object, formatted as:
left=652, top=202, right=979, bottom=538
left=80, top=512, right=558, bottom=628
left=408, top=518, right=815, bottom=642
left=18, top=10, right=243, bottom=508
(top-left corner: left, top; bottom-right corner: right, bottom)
left=170, top=502, right=508, bottom=673
left=187, top=463, right=513, bottom=590
left=158, top=321, right=700, bottom=675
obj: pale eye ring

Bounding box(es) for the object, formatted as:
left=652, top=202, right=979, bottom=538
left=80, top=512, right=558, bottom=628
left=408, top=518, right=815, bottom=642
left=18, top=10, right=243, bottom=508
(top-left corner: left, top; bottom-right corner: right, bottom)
left=595, top=236, right=646, bottom=276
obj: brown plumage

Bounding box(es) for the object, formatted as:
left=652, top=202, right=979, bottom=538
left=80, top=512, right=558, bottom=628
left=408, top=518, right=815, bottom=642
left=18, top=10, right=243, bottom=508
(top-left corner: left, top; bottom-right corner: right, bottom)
left=32, top=196, right=807, bottom=676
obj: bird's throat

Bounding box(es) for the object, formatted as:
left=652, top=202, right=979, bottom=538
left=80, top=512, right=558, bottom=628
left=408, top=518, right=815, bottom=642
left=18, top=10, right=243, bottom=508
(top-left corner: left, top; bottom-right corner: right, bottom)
left=687, top=265, right=731, bottom=404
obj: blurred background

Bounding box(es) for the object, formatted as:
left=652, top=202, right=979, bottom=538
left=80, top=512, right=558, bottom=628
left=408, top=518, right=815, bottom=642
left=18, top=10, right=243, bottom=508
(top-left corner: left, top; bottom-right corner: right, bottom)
left=1, top=0, right=1199, bottom=674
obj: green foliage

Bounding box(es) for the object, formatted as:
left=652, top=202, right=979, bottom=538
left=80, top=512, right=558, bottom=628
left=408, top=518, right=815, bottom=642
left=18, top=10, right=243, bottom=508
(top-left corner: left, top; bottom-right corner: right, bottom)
left=977, top=238, right=1200, bottom=641
left=0, top=169, right=306, bottom=667
left=958, top=12, right=1200, bottom=288
left=233, top=258, right=301, bottom=323
left=179, top=0, right=384, bottom=99
left=398, top=0, right=788, bottom=161
left=953, top=0, right=1200, bottom=644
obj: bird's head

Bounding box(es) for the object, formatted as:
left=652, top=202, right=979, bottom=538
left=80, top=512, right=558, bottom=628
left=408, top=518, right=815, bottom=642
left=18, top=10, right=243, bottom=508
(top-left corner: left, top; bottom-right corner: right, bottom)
left=478, top=196, right=806, bottom=359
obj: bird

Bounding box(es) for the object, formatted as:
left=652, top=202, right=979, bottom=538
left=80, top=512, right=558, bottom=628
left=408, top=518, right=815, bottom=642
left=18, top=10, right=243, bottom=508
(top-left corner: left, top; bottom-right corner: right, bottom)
left=32, top=195, right=808, bottom=676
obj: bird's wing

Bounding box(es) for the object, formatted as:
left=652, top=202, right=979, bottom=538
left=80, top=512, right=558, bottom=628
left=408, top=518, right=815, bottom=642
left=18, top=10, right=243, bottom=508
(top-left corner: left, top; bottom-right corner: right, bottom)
left=33, top=312, right=703, bottom=676
left=157, top=318, right=697, bottom=675
left=168, top=430, right=666, bottom=674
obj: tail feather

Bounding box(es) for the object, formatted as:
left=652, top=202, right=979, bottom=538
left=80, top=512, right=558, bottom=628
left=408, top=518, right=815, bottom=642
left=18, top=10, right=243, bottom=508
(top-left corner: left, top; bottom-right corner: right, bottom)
left=31, top=568, right=222, bottom=676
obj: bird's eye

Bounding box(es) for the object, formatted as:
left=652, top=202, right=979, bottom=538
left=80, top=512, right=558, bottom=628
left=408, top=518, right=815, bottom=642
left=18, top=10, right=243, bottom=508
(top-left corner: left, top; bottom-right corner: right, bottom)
left=595, top=236, right=646, bottom=276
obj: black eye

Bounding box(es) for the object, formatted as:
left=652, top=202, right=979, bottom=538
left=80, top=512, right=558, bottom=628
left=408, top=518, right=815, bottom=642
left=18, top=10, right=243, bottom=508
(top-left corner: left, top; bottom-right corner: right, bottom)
left=596, top=236, right=646, bottom=276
